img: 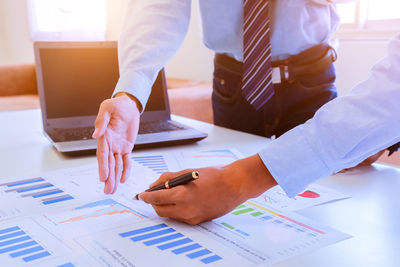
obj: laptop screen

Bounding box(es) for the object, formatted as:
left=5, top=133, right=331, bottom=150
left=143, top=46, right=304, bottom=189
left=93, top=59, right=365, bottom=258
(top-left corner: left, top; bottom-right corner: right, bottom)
left=38, top=45, right=166, bottom=119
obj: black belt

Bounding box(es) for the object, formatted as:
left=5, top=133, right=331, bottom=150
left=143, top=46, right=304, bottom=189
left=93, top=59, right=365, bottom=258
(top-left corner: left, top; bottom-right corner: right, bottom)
left=215, top=43, right=337, bottom=84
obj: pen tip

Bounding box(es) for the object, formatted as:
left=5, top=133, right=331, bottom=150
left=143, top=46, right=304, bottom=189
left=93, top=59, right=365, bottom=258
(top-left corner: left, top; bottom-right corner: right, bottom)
left=134, top=194, right=139, bottom=200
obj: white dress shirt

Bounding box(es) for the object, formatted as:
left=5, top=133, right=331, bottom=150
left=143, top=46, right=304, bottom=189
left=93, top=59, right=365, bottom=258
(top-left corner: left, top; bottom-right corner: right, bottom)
left=114, top=0, right=340, bottom=109
left=259, top=33, right=400, bottom=197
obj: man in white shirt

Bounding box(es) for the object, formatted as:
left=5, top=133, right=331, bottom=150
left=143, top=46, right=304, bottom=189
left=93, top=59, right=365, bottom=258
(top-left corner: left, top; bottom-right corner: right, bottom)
left=93, top=0, right=345, bottom=194
left=137, top=33, right=400, bottom=225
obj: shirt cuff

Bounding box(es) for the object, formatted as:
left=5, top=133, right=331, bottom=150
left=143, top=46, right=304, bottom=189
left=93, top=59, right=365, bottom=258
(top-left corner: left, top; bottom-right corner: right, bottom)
left=113, top=71, right=152, bottom=113
left=258, top=126, right=332, bottom=198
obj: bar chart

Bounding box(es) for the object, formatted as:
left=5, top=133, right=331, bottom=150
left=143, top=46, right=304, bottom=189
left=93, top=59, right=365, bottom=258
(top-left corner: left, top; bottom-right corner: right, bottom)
left=202, top=199, right=350, bottom=264
left=119, top=223, right=222, bottom=264
left=132, top=155, right=169, bottom=174
left=0, top=177, right=74, bottom=206
left=0, top=225, right=51, bottom=263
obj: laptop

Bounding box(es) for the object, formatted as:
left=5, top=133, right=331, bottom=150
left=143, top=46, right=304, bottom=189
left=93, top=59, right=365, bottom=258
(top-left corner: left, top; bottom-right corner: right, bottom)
left=33, top=41, right=207, bottom=154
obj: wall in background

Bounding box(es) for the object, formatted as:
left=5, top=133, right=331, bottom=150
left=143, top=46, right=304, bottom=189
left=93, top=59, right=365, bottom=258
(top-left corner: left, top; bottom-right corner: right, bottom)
left=335, top=40, right=389, bottom=95
left=0, top=0, right=6, bottom=63
left=0, top=0, right=33, bottom=65
left=0, top=0, right=393, bottom=96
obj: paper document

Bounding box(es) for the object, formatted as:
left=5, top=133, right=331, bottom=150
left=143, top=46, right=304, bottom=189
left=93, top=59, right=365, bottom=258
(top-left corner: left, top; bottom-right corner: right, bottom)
left=0, top=149, right=351, bottom=266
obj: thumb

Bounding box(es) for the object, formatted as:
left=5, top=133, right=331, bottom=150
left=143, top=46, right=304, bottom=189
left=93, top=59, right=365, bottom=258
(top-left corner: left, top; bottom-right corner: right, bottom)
left=93, top=102, right=111, bottom=138
left=149, top=169, right=192, bottom=188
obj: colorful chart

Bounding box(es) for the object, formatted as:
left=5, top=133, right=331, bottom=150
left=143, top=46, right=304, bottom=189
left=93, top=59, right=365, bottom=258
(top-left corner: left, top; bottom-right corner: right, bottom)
left=0, top=177, right=74, bottom=206
left=0, top=225, right=51, bottom=263
left=132, top=155, right=169, bottom=174
left=119, top=223, right=222, bottom=264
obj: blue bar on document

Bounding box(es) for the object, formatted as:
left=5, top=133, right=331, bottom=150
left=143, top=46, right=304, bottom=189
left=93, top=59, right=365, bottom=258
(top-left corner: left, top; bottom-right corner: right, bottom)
left=144, top=233, right=183, bottom=246
left=33, top=190, right=64, bottom=198
left=10, top=245, right=44, bottom=258
left=22, top=251, right=51, bottom=262
left=131, top=228, right=175, bottom=242
left=42, top=196, right=74, bottom=205
left=0, top=235, right=31, bottom=247
left=262, top=215, right=272, bottom=220
left=235, top=229, right=249, bottom=236
left=187, top=249, right=212, bottom=259
left=6, top=178, right=45, bottom=187
left=17, top=184, right=53, bottom=193
left=172, top=243, right=202, bottom=255
left=157, top=237, right=192, bottom=250
left=0, top=226, right=20, bottom=235
left=0, top=230, right=25, bottom=241
left=57, top=263, right=75, bottom=267
left=0, top=240, right=37, bottom=254
left=201, top=255, right=223, bottom=264
left=120, top=223, right=168, bottom=238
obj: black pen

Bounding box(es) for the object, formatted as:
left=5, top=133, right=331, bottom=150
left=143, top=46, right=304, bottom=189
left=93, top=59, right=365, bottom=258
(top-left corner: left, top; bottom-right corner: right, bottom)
left=134, top=171, right=199, bottom=200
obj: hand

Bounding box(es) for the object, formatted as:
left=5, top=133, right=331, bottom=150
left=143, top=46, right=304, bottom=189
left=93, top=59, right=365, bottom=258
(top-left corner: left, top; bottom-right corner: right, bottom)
left=339, top=149, right=385, bottom=173
left=139, top=155, right=277, bottom=225
left=92, top=93, right=141, bottom=194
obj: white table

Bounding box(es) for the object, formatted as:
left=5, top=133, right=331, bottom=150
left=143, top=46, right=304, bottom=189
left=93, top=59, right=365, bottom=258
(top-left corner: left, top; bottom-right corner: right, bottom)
left=1, top=109, right=399, bottom=266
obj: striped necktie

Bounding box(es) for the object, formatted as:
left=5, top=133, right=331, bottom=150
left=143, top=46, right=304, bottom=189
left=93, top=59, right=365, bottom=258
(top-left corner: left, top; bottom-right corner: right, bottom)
left=242, top=0, right=274, bottom=110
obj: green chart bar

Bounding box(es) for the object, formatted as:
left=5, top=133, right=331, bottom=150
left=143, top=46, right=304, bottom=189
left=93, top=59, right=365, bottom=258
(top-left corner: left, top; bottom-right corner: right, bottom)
left=221, top=222, right=234, bottom=230
left=250, top=212, right=263, bottom=217
left=232, top=208, right=254, bottom=215
left=234, top=204, right=246, bottom=210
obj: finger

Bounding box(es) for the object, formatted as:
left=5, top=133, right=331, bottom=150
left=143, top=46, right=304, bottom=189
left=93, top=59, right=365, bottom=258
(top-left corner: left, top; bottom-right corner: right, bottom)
left=93, top=103, right=111, bottom=138
left=97, top=136, right=109, bottom=182
left=152, top=204, right=179, bottom=219
left=121, top=153, right=131, bottom=183
left=112, top=153, right=123, bottom=194
left=140, top=189, right=178, bottom=205
left=104, top=143, right=116, bottom=194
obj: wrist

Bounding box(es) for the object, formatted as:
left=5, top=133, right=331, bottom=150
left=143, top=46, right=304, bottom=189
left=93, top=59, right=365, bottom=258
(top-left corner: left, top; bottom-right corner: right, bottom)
left=225, top=155, right=277, bottom=200
left=115, top=92, right=143, bottom=112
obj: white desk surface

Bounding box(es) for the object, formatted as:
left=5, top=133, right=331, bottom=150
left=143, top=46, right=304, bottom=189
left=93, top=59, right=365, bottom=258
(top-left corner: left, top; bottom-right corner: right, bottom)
left=1, top=109, right=400, bottom=267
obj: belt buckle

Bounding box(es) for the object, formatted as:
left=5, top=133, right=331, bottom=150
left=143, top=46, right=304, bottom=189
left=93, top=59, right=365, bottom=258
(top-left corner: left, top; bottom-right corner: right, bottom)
left=272, top=65, right=289, bottom=84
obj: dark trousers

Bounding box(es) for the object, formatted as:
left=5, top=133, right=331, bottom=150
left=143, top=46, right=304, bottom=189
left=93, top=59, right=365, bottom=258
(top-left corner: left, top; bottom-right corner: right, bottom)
left=212, top=56, right=337, bottom=138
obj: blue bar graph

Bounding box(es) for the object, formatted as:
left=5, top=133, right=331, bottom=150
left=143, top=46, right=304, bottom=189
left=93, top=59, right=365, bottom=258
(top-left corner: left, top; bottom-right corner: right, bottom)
left=157, top=238, right=192, bottom=250
left=143, top=233, right=183, bottom=246
left=132, top=155, right=169, bottom=174
left=57, top=263, right=75, bottom=267
left=119, top=223, right=222, bottom=264
left=0, top=240, right=37, bottom=254
left=0, top=235, right=31, bottom=247
left=187, top=249, right=212, bottom=259
left=1, top=177, right=73, bottom=206
left=0, top=226, right=19, bottom=235
left=120, top=223, right=168, bottom=238
left=42, top=195, right=74, bottom=205
left=0, top=230, right=25, bottom=241
left=201, top=255, right=223, bottom=264
left=33, top=189, right=64, bottom=198
left=131, top=228, right=176, bottom=242
left=172, top=243, right=202, bottom=255
left=10, top=245, right=44, bottom=258
left=23, top=251, right=51, bottom=262
left=0, top=225, right=51, bottom=263
left=3, top=178, right=45, bottom=187
left=16, top=183, right=54, bottom=193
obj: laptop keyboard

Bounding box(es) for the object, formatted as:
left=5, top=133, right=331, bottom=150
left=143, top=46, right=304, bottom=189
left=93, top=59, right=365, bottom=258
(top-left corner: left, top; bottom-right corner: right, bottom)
left=50, top=121, right=184, bottom=142
left=138, top=121, right=184, bottom=134
left=50, top=126, right=95, bottom=142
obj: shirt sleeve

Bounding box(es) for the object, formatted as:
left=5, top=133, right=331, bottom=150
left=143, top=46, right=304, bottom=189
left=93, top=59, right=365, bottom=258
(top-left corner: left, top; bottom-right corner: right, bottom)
left=113, top=0, right=192, bottom=111
left=259, top=33, right=400, bottom=197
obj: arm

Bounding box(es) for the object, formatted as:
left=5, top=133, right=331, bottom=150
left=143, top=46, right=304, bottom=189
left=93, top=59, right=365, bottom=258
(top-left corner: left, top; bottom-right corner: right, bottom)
left=114, top=0, right=192, bottom=109
left=93, top=0, right=192, bottom=194
left=260, top=33, right=400, bottom=197
left=140, top=33, right=400, bottom=223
